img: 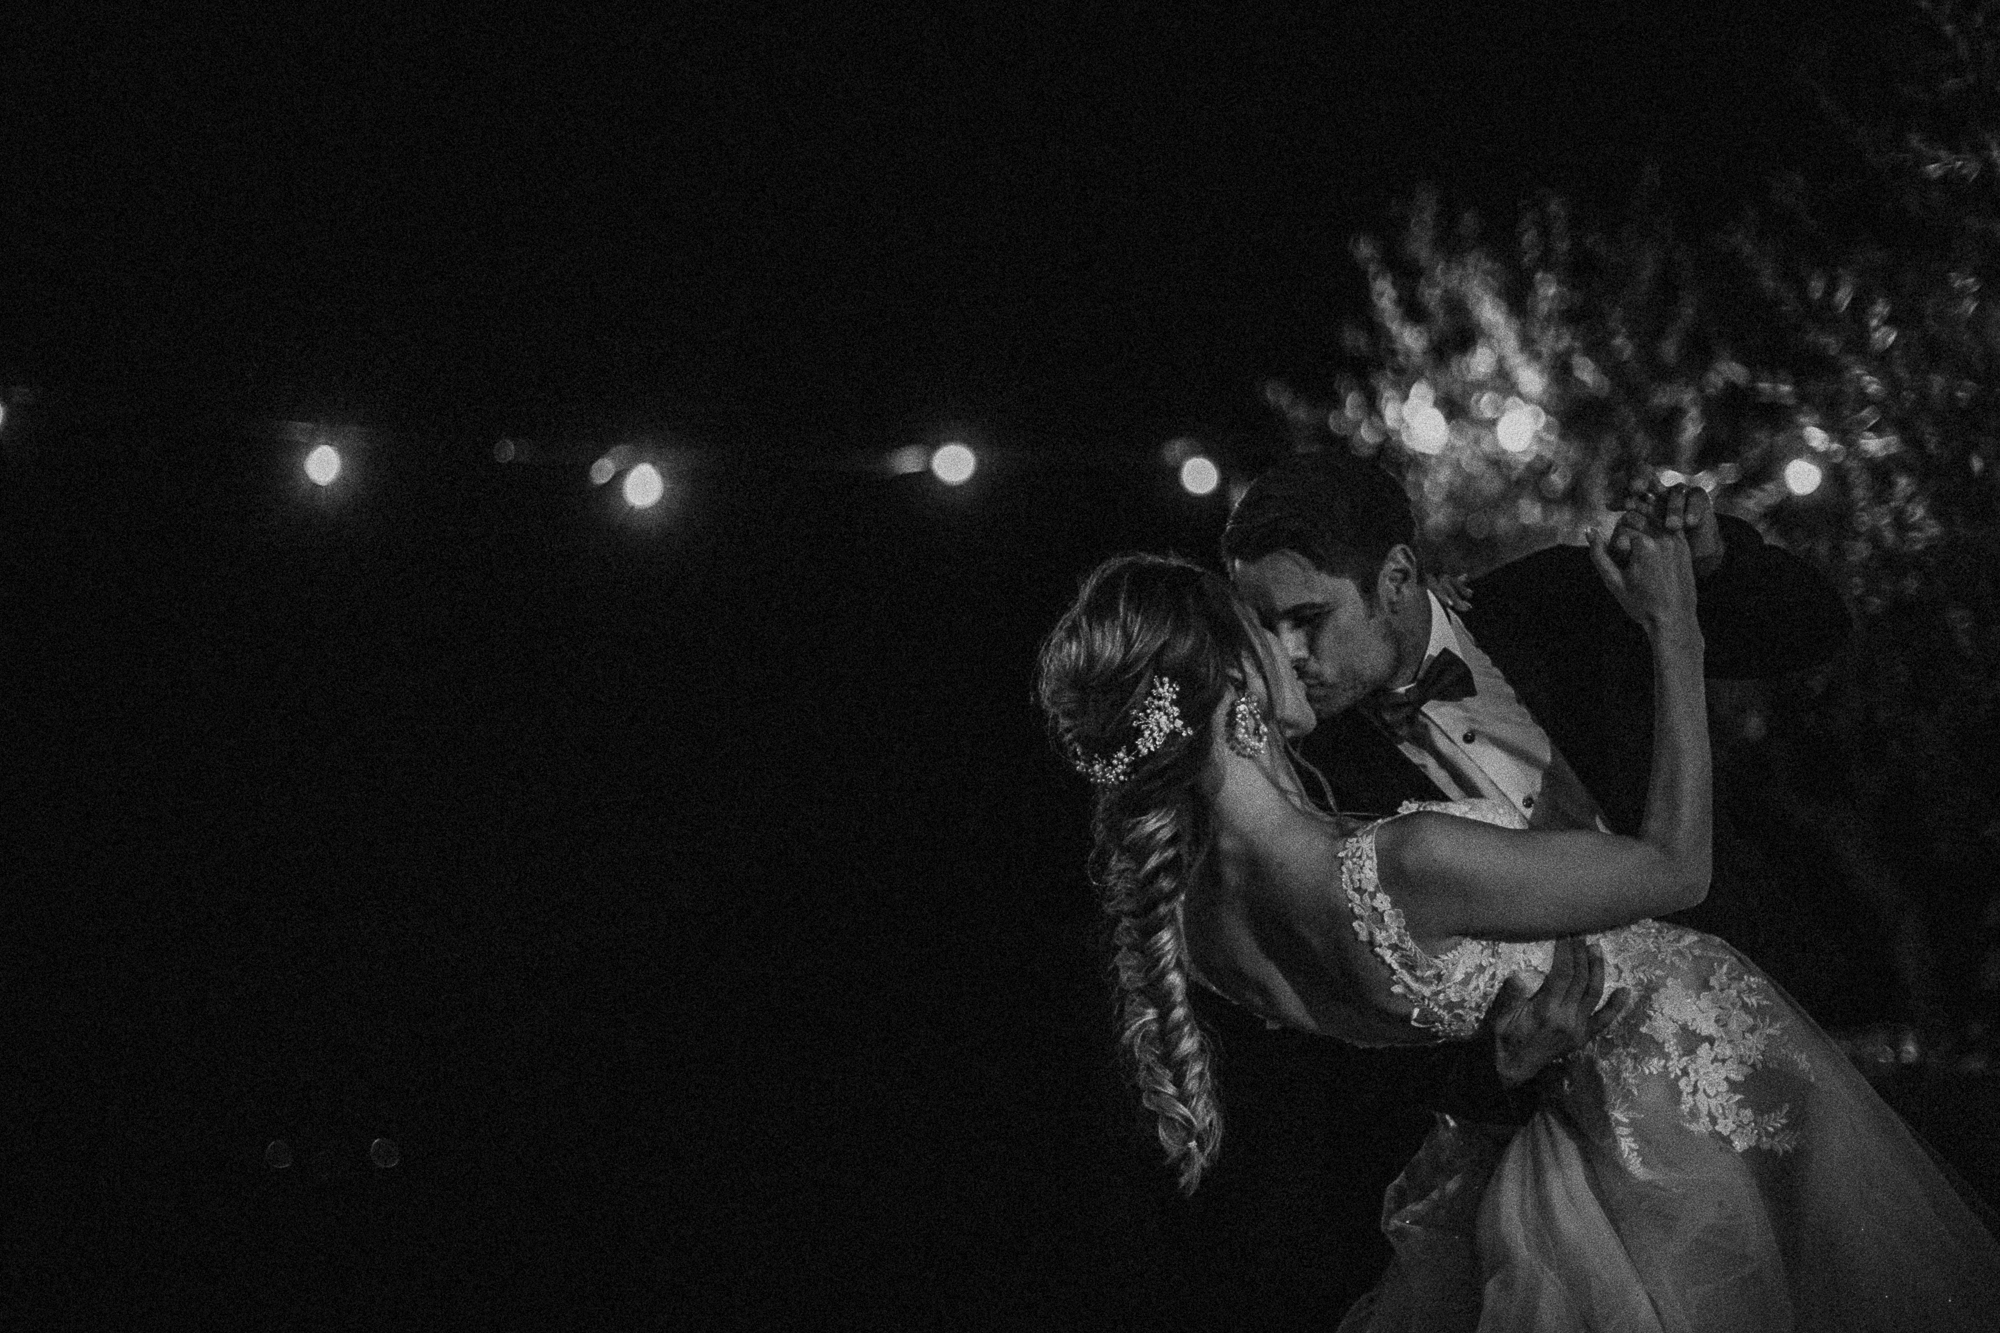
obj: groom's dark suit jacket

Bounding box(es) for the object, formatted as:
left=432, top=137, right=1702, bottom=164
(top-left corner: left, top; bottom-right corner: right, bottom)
left=1186, top=517, right=1851, bottom=1279
left=1298, top=514, right=1852, bottom=835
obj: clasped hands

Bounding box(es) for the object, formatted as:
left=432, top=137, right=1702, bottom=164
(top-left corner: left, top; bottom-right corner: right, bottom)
left=1615, top=475, right=1724, bottom=576
left=1423, top=476, right=1724, bottom=615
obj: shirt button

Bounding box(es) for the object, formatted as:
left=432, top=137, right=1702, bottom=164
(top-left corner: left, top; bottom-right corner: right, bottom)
left=1461, top=730, right=1476, bottom=744
left=1523, top=795, right=1536, bottom=809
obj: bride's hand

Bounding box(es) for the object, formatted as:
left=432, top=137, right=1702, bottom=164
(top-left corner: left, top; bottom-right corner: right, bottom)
left=1588, top=514, right=1699, bottom=640
left=1423, top=571, right=1474, bottom=614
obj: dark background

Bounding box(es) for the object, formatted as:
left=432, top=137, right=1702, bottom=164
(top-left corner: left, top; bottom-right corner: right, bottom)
left=4, top=4, right=1936, bottom=1328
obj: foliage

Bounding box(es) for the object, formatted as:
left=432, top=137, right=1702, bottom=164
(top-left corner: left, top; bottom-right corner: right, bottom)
left=1267, top=0, right=2000, bottom=1041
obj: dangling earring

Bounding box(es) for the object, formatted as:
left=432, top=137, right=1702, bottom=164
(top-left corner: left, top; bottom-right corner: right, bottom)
left=1227, top=694, right=1269, bottom=758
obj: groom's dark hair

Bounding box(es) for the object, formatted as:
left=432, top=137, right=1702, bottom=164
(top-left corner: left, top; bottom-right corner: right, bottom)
left=1220, top=449, right=1418, bottom=597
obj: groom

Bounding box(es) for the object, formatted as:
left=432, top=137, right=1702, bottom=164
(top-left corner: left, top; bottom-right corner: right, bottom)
left=1197, top=448, right=1849, bottom=1300
left=1222, top=448, right=1850, bottom=840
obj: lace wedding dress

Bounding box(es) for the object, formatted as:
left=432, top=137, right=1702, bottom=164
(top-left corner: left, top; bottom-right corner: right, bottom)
left=1337, top=799, right=2000, bottom=1333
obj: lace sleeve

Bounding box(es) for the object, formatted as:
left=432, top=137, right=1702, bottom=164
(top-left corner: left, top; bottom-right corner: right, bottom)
left=1342, top=817, right=1458, bottom=1036
left=1344, top=802, right=1546, bottom=1040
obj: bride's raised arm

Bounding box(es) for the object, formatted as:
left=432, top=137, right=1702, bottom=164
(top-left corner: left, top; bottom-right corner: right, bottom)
left=1374, top=520, right=1713, bottom=942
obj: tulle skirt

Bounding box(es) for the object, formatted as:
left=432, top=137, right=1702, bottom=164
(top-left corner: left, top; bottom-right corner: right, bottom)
left=1339, top=939, right=2000, bottom=1332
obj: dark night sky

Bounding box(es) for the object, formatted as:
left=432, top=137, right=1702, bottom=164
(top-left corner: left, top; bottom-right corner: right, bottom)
left=3, top=3, right=1886, bottom=445
left=7, top=5, right=1934, bottom=1328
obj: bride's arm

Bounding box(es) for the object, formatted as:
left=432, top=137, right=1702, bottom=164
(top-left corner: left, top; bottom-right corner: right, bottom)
left=1377, top=523, right=1712, bottom=941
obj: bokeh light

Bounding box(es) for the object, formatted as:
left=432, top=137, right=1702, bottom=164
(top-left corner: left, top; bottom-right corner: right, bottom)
left=1784, top=458, right=1825, bottom=496
left=887, top=444, right=930, bottom=475
left=623, top=462, right=665, bottom=508
left=304, top=444, right=342, bottom=486
left=1403, top=401, right=1450, bottom=454
left=931, top=442, right=976, bottom=485
left=1495, top=400, right=1539, bottom=452
left=589, top=456, right=617, bottom=486
left=1179, top=455, right=1221, bottom=496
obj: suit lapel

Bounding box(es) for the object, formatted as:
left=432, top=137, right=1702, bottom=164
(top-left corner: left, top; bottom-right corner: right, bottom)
left=1295, top=708, right=1451, bottom=818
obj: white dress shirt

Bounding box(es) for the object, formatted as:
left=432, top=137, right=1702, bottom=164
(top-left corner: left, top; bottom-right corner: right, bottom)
left=1380, top=592, right=1609, bottom=833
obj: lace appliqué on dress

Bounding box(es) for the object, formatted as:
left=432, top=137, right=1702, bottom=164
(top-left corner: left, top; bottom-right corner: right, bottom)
left=1341, top=828, right=1445, bottom=1034
left=1591, top=922, right=1813, bottom=1171
left=1343, top=798, right=1815, bottom=1173
left=1342, top=799, right=1544, bottom=1040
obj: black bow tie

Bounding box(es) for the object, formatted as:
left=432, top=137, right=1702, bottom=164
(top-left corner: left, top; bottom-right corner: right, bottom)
left=1369, top=649, right=1476, bottom=736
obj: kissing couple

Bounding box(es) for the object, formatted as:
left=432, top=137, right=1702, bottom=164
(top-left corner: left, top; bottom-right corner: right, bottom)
left=1038, top=450, right=2000, bottom=1330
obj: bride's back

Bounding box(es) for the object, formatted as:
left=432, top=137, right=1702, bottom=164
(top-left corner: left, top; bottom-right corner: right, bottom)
left=1183, top=809, right=1434, bottom=1048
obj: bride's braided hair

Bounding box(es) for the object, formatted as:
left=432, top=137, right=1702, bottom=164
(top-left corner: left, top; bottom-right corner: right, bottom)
left=1037, top=553, right=1267, bottom=1195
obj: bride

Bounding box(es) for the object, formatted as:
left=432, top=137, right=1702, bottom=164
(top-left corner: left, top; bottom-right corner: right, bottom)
left=1035, top=525, right=2000, bottom=1330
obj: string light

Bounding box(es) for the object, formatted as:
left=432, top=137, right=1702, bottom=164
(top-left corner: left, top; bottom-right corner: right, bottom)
left=1179, top=456, right=1220, bottom=496
left=931, top=442, right=976, bottom=485
left=304, top=444, right=342, bottom=487
left=623, top=462, right=665, bottom=508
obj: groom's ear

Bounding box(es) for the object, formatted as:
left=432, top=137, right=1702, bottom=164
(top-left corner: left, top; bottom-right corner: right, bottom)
left=1376, top=545, right=1420, bottom=609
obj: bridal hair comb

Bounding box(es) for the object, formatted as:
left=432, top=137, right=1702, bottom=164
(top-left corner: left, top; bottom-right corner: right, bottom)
left=1070, top=676, right=1194, bottom=787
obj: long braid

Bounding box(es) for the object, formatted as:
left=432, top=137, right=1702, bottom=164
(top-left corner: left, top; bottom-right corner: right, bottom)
left=1096, top=795, right=1223, bottom=1195
left=1038, top=552, right=1263, bottom=1196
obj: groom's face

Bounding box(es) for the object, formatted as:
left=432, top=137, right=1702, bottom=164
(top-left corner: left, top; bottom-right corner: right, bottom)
left=1230, top=549, right=1401, bottom=720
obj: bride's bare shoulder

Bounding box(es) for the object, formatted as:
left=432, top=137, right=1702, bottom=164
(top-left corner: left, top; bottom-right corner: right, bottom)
left=1368, top=808, right=1481, bottom=888
left=1367, top=808, right=1458, bottom=852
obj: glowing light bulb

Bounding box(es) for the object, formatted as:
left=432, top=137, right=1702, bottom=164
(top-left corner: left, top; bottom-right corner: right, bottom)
left=1403, top=403, right=1449, bottom=455
left=623, top=462, right=665, bottom=508
left=931, top=442, right=976, bottom=485
left=1179, top=456, right=1220, bottom=496
left=1783, top=459, right=1824, bottom=496
left=304, top=444, right=342, bottom=486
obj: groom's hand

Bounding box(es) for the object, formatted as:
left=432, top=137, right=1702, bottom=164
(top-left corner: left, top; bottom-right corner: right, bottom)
left=1488, top=936, right=1633, bottom=1089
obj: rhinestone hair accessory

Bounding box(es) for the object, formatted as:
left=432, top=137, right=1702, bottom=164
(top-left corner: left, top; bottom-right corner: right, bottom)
left=1070, top=676, right=1194, bottom=786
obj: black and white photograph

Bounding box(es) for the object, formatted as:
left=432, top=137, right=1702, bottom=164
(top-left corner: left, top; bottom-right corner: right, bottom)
left=10, top=3, right=2000, bottom=1328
